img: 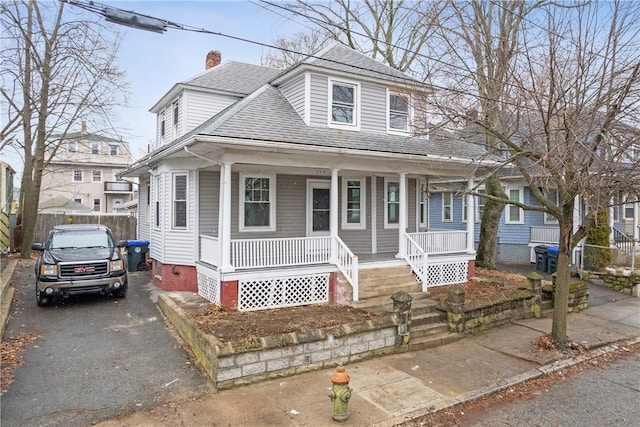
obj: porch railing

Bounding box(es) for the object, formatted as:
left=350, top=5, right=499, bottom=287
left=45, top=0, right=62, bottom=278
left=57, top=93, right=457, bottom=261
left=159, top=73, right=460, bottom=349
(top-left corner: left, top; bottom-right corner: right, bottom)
left=403, top=232, right=428, bottom=289
left=230, top=236, right=331, bottom=269
left=334, top=235, right=359, bottom=301
left=408, top=230, right=467, bottom=254
left=613, top=226, right=634, bottom=253
left=530, top=226, right=559, bottom=244
left=200, top=235, right=220, bottom=266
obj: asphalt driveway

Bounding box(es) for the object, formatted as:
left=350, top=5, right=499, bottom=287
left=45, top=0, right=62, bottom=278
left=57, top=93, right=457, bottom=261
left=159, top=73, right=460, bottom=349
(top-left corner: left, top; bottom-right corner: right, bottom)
left=1, top=260, right=211, bottom=427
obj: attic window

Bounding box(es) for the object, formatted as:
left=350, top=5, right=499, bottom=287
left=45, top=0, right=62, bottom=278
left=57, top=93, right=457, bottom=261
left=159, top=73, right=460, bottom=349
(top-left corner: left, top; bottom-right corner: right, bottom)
left=388, top=91, right=409, bottom=132
left=329, top=79, right=359, bottom=128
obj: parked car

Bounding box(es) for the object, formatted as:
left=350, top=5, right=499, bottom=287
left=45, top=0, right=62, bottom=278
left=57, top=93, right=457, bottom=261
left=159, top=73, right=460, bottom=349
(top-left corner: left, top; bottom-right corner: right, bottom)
left=31, top=224, right=128, bottom=306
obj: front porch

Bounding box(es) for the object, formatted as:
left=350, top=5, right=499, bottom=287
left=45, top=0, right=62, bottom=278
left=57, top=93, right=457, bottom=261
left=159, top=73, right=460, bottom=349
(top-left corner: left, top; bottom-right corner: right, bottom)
left=196, top=230, right=475, bottom=311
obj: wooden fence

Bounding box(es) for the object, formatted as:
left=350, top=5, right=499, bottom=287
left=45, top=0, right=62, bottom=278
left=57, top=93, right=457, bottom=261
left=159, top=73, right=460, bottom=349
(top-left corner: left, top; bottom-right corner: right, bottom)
left=34, top=213, right=137, bottom=243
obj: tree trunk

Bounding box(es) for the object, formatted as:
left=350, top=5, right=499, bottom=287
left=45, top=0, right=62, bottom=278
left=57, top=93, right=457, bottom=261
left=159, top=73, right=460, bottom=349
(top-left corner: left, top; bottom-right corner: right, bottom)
left=475, top=174, right=506, bottom=269
left=551, top=209, right=575, bottom=347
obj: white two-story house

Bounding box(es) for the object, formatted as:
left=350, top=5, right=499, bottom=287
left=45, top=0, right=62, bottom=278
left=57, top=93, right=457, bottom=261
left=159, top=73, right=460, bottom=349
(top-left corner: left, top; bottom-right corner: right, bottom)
left=123, top=44, right=498, bottom=311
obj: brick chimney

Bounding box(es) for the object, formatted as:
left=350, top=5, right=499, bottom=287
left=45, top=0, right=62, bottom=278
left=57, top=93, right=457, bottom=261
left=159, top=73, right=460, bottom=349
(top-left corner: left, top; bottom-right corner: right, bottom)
left=206, top=50, right=221, bottom=70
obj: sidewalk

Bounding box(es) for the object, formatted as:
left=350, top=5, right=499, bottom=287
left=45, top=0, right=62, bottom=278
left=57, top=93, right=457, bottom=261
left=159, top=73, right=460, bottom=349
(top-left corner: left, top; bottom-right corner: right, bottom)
left=92, top=276, right=640, bottom=427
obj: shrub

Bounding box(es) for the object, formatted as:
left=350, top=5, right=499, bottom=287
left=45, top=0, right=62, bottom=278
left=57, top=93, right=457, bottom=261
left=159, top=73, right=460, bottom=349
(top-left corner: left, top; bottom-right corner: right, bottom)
left=583, top=209, right=611, bottom=270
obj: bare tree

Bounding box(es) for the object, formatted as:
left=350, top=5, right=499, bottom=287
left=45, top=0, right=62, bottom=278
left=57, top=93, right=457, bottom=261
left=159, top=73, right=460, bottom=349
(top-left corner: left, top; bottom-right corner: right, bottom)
left=1, top=0, right=126, bottom=257
left=260, top=0, right=445, bottom=74
left=262, top=31, right=333, bottom=68
left=466, top=1, right=640, bottom=345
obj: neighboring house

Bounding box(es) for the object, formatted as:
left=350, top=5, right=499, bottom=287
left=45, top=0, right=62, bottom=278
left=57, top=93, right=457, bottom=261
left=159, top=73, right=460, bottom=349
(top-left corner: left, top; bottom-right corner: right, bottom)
left=40, top=122, right=135, bottom=213
left=123, top=44, right=498, bottom=311
left=429, top=178, right=639, bottom=265
left=1, top=161, right=15, bottom=252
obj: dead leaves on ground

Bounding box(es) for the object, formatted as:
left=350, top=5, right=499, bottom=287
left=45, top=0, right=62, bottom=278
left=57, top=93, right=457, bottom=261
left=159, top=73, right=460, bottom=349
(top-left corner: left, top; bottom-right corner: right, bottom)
left=1, top=331, right=41, bottom=394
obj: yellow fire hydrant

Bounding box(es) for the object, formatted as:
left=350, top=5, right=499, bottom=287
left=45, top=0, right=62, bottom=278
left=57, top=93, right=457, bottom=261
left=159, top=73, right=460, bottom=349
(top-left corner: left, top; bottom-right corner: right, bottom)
left=328, top=364, right=352, bottom=422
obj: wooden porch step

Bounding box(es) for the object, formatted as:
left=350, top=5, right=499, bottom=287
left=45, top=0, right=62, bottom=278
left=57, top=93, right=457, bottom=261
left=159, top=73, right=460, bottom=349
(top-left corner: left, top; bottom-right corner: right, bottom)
left=408, top=331, right=461, bottom=351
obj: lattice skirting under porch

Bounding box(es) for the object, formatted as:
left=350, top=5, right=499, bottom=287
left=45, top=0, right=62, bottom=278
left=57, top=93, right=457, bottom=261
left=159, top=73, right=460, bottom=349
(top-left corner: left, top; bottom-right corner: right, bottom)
left=196, top=265, right=221, bottom=305
left=238, top=273, right=330, bottom=311
left=425, top=260, right=469, bottom=287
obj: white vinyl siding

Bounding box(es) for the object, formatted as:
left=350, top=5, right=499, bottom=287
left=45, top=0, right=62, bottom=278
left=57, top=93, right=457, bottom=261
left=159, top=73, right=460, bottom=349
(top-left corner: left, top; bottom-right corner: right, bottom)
left=279, top=73, right=307, bottom=122
left=198, top=171, right=219, bottom=235
left=184, top=90, right=238, bottom=133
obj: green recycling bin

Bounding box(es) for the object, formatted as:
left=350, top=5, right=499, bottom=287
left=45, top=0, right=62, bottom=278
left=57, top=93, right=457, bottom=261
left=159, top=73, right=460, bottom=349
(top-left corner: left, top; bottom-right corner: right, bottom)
left=126, top=240, right=150, bottom=271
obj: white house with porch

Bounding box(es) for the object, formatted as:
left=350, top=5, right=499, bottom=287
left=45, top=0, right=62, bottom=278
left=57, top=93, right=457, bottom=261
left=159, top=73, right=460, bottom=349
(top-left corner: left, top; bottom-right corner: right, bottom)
left=122, top=44, right=496, bottom=312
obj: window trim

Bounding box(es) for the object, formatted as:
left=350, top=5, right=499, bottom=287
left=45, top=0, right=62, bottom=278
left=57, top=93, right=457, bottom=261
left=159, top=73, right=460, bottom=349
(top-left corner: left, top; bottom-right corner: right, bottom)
left=172, top=101, right=179, bottom=138
left=387, top=89, right=410, bottom=134
left=92, top=198, right=101, bottom=212
left=462, top=193, right=468, bottom=223
left=475, top=188, right=486, bottom=223
left=623, top=195, right=636, bottom=220
left=73, top=198, right=83, bottom=205
left=341, top=177, right=366, bottom=230
left=418, top=179, right=428, bottom=228
left=109, top=144, right=118, bottom=156
left=72, top=170, right=83, bottom=182
left=68, top=141, right=77, bottom=153
left=239, top=173, right=276, bottom=232
left=160, top=111, right=166, bottom=140
left=442, top=192, right=453, bottom=222
left=384, top=178, right=400, bottom=229
left=327, top=78, right=360, bottom=130
left=91, top=141, right=100, bottom=155
left=153, top=175, right=161, bottom=230
left=505, top=186, right=525, bottom=224
left=544, top=190, right=559, bottom=224
left=172, top=172, right=188, bottom=230
left=92, top=170, right=102, bottom=183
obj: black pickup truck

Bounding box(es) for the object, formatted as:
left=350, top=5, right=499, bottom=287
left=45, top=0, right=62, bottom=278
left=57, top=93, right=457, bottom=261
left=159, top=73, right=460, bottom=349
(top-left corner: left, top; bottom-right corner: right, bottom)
left=31, top=224, right=129, bottom=306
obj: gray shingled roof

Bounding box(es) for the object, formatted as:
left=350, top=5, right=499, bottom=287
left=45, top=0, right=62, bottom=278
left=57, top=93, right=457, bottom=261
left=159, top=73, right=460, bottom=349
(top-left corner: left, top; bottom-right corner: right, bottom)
left=303, top=43, right=420, bottom=85
left=166, top=85, right=489, bottom=162
left=183, top=61, right=281, bottom=95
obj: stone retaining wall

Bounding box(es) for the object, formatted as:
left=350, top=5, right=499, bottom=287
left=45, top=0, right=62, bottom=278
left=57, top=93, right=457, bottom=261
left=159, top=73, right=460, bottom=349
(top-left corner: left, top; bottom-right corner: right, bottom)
left=157, top=294, right=401, bottom=389
left=586, top=268, right=640, bottom=296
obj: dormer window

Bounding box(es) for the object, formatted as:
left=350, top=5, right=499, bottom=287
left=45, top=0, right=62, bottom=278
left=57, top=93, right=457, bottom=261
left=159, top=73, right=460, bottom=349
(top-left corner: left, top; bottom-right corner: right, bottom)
left=329, top=79, right=359, bottom=128
left=91, top=141, right=100, bottom=154
left=68, top=141, right=77, bottom=153
left=160, top=111, right=166, bottom=139
left=388, top=91, right=409, bottom=132
left=172, top=101, right=179, bottom=137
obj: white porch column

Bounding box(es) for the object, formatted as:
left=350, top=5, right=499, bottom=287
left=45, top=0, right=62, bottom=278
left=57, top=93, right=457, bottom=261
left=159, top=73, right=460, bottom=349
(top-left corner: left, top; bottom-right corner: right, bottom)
left=609, top=198, right=615, bottom=243
left=330, top=169, right=339, bottom=262
left=397, top=172, right=407, bottom=258
left=218, top=162, right=234, bottom=272
left=466, top=178, right=476, bottom=254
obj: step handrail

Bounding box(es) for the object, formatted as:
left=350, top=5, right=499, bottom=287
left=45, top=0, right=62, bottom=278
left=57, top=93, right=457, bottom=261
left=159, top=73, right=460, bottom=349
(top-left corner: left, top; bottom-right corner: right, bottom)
left=403, top=232, right=428, bottom=290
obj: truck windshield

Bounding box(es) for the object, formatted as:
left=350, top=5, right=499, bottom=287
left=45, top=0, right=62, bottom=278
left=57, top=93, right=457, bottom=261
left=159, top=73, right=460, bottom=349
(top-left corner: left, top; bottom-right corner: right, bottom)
left=50, top=230, right=114, bottom=250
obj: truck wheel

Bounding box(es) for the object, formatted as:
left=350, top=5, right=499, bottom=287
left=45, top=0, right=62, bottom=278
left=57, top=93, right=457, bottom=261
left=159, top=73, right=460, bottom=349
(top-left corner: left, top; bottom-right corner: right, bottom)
left=113, top=283, right=128, bottom=298
left=36, top=288, right=50, bottom=307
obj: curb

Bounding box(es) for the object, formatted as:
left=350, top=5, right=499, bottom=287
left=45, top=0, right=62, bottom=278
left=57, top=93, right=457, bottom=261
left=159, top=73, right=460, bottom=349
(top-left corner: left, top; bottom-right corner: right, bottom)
left=1, top=259, right=18, bottom=340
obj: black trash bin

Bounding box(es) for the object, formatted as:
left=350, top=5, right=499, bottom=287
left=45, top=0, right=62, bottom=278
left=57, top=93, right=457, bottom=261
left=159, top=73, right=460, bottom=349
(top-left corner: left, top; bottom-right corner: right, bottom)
left=547, top=246, right=559, bottom=274
left=126, top=240, right=150, bottom=271
left=534, top=245, right=549, bottom=272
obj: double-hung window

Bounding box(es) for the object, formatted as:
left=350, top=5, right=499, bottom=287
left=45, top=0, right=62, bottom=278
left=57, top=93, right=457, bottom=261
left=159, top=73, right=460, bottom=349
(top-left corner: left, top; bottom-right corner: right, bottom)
left=329, top=80, right=359, bottom=128
left=624, top=195, right=636, bottom=220
left=73, top=170, right=83, bottom=182
left=388, top=90, right=409, bottom=132
left=418, top=179, right=428, bottom=228
left=240, top=174, right=275, bottom=231
left=92, top=170, right=102, bottom=182
left=91, top=141, right=100, bottom=155
left=342, top=178, right=366, bottom=229
left=92, top=198, right=101, bottom=212
left=544, top=190, right=559, bottom=224
left=442, top=193, right=453, bottom=222
left=173, top=173, right=187, bottom=229
left=154, top=175, right=161, bottom=228
left=68, top=141, right=77, bottom=153
left=384, top=179, right=400, bottom=228
left=476, top=189, right=486, bottom=222
left=172, top=101, right=179, bottom=138
left=505, top=187, right=524, bottom=224
left=160, top=111, right=166, bottom=140
left=110, top=145, right=118, bottom=156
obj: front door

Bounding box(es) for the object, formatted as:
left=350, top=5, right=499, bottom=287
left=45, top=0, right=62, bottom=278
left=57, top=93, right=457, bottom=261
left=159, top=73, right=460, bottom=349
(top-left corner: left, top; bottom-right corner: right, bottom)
left=307, top=180, right=331, bottom=236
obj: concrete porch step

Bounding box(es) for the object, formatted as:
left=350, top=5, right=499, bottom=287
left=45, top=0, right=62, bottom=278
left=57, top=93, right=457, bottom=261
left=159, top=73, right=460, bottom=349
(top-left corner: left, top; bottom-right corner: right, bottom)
left=410, top=321, right=449, bottom=340
left=351, top=291, right=431, bottom=313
